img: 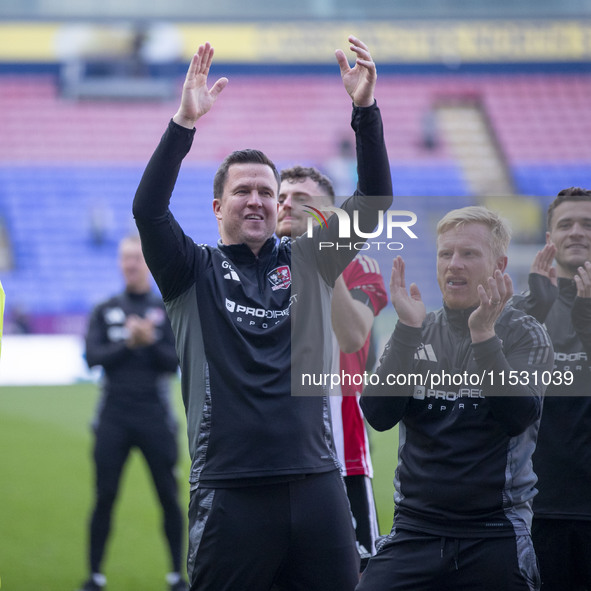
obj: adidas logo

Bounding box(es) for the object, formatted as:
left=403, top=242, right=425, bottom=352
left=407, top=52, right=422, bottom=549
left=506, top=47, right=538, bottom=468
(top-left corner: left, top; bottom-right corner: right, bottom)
left=414, top=343, right=438, bottom=362
left=224, top=270, right=240, bottom=281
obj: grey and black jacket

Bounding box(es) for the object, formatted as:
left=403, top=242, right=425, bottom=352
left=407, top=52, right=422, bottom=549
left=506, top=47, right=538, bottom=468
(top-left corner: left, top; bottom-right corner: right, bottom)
left=361, top=304, right=553, bottom=537
left=512, top=274, right=591, bottom=521
left=133, top=103, right=392, bottom=488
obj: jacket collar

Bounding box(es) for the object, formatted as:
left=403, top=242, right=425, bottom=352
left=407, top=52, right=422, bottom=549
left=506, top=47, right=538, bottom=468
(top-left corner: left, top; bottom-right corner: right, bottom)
left=443, top=303, right=477, bottom=334
left=558, top=276, right=577, bottom=300
left=217, top=236, right=277, bottom=263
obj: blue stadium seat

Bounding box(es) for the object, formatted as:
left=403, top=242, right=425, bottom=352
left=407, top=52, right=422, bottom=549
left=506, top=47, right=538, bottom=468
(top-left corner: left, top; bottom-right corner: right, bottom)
left=2, top=72, right=591, bottom=332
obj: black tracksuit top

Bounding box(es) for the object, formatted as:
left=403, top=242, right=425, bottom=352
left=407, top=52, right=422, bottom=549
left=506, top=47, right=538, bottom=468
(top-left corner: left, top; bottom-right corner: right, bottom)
left=85, top=290, right=179, bottom=423
left=513, top=274, right=591, bottom=520
left=361, top=304, right=554, bottom=536
left=133, top=103, right=392, bottom=486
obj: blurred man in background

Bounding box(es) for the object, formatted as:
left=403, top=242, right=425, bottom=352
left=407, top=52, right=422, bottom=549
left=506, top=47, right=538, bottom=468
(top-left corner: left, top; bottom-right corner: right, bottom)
left=78, top=235, right=186, bottom=591
left=276, top=165, right=387, bottom=571
left=511, top=187, right=591, bottom=591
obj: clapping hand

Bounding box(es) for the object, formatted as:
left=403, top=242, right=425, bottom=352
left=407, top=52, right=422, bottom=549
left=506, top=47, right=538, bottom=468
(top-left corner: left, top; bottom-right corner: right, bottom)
left=575, top=261, right=591, bottom=298
left=389, top=256, right=425, bottom=328
left=531, top=243, right=558, bottom=287
left=468, top=270, right=513, bottom=343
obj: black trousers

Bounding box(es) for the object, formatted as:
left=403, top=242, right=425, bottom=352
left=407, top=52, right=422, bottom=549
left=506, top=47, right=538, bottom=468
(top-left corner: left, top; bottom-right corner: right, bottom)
left=89, top=414, right=184, bottom=574
left=187, top=470, right=359, bottom=591
left=356, top=528, right=540, bottom=591
left=532, top=518, right=591, bottom=591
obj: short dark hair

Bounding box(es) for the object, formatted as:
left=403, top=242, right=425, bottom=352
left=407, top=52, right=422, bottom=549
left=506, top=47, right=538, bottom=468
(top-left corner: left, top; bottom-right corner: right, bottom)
left=280, top=165, right=335, bottom=204
left=547, top=187, right=591, bottom=230
left=213, top=149, right=281, bottom=201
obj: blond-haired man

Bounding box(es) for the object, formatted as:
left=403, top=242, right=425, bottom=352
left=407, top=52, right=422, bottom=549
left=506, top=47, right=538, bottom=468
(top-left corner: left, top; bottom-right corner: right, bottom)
left=358, top=206, right=553, bottom=591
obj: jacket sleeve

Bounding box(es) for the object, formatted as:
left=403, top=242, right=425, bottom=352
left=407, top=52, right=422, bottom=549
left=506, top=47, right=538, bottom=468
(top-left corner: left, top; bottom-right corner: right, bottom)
left=85, top=304, right=130, bottom=369
left=511, top=273, right=558, bottom=323
left=145, top=311, right=179, bottom=373
left=132, top=120, right=199, bottom=302
left=345, top=254, right=388, bottom=317
left=311, top=102, right=393, bottom=285
left=353, top=101, right=393, bottom=202
left=471, top=313, right=554, bottom=436
left=360, top=321, right=420, bottom=431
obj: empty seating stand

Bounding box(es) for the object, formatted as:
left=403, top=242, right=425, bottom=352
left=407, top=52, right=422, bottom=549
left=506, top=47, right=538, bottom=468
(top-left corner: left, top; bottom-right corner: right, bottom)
left=0, top=72, right=590, bottom=331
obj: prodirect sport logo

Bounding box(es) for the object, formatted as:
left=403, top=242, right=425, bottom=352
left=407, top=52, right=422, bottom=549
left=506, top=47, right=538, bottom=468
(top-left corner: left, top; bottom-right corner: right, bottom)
left=302, top=205, right=418, bottom=251
left=225, top=298, right=290, bottom=328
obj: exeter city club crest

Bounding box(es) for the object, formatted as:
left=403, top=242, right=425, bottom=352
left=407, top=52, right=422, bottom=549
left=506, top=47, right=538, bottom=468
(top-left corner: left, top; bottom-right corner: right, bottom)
left=267, top=266, right=291, bottom=291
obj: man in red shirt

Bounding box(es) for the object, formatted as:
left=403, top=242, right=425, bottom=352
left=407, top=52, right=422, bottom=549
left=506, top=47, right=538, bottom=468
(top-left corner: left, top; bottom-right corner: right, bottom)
left=276, top=165, right=387, bottom=570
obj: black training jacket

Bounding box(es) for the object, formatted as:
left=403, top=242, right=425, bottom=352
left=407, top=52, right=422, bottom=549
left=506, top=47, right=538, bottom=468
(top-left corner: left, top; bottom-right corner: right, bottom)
left=133, top=103, right=392, bottom=487
left=85, top=290, right=179, bottom=424
left=361, top=304, right=553, bottom=537
left=512, top=274, right=591, bottom=520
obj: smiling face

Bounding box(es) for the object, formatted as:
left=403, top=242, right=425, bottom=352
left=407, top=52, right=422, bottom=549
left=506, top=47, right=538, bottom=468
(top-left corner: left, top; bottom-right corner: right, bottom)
left=213, top=162, right=279, bottom=255
left=547, top=200, right=591, bottom=278
left=276, top=177, right=333, bottom=239
left=437, top=223, right=507, bottom=310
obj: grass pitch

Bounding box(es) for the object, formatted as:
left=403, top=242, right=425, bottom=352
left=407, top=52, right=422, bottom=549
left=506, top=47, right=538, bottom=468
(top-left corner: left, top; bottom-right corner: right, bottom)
left=0, top=383, right=191, bottom=590
left=0, top=383, right=398, bottom=590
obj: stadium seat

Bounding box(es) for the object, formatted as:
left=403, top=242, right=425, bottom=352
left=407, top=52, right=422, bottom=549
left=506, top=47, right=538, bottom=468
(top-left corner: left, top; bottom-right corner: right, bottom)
left=1, top=72, right=590, bottom=331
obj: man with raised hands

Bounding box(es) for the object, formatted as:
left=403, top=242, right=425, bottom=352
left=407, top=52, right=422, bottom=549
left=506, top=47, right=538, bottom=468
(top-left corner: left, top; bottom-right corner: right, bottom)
left=133, top=38, right=392, bottom=591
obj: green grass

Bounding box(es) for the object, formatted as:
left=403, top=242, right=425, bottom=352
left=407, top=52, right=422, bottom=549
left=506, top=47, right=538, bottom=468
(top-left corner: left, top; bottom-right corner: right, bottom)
left=0, top=383, right=191, bottom=591
left=368, top=424, right=399, bottom=536
left=0, top=384, right=399, bottom=590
